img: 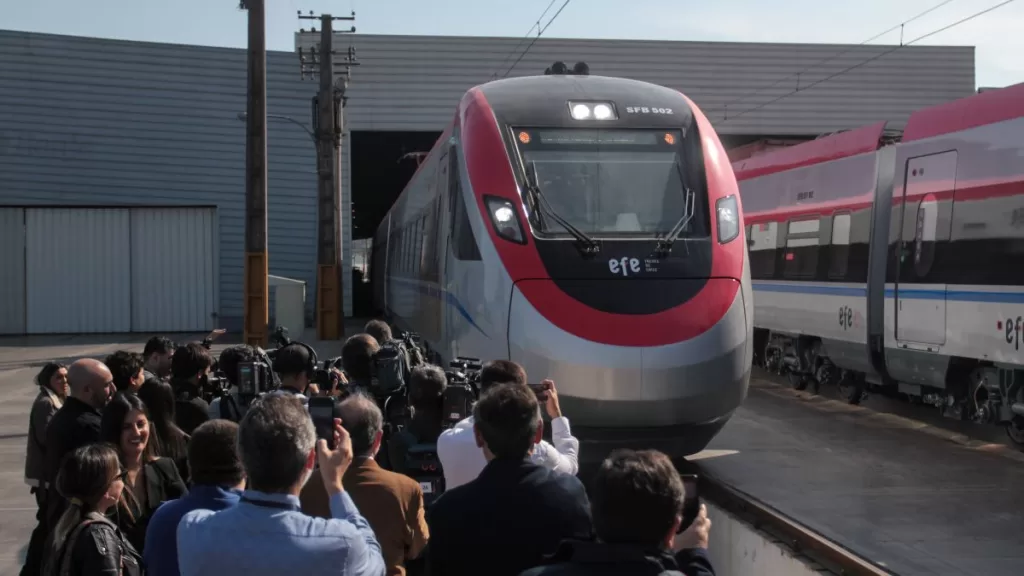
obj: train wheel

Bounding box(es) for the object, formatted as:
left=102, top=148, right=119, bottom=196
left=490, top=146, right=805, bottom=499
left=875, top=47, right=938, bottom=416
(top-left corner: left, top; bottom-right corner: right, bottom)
left=1006, top=417, right=1024, bottom=450
left=788, top=372, right=809, bottom=391
left=837, top=372, right=866, bottom=405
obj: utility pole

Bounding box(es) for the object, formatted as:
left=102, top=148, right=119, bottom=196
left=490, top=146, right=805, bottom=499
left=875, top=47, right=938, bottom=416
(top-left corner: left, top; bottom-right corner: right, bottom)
left=298, top=10, right=358, bottom=340
left=241, top=0, right=268, bottom=347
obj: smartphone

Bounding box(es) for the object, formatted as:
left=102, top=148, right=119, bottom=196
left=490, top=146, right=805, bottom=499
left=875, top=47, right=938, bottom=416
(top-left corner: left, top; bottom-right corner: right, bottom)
left=677, top=474, right=700, bottom=533
left=308, top=397, right=337, bottom=450
left=528, top=383, right=549, bottom=402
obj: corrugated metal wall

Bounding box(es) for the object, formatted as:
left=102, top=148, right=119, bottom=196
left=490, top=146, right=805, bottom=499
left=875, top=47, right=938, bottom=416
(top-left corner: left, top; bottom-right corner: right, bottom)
left=0, top=30, right=318, bottom=331
left=130, top=208, right=217, bottom=332
left=296, top=33, right=975, bottom=135
left=0, top=208, right=26, bottom=334
left=25, top=208, right=132, bottom=334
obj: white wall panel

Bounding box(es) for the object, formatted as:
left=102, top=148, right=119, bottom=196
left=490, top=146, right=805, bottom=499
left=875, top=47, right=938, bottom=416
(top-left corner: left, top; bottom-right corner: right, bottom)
left=130, top=207, right=216, bottom=332
left=0, top=208, right=26, bottom=334
left=25, top=208, right=131, bottom=334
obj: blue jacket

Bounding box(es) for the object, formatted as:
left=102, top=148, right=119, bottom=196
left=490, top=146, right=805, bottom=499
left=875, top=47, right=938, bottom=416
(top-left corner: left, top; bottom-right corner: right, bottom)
left=144, top=484, right=242, bottom=576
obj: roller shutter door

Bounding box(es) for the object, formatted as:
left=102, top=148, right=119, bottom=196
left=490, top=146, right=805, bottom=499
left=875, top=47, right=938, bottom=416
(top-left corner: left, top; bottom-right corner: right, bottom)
left=0, top=208, right=26, bottom=335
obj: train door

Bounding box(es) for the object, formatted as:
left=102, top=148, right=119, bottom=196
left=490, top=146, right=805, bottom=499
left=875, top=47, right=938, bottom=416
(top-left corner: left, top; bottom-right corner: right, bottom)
left=894, top=151, right=956, bottom=349
left=438, top=144, right=457, bottom=360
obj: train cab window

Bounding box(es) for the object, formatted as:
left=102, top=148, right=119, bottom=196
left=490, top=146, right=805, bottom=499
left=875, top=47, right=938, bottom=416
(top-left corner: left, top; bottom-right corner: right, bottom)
left=828, top=213, right=851, bottom=279
left=783, top=218, right=820, bottom=279
left=449, top=149, right=482, bottom=262
left=748, top=221, right=778, bottom=279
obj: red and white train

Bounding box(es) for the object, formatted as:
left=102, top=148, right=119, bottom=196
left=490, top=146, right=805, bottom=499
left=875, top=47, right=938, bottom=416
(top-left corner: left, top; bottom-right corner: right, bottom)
left=371, top=65, right=752, bottom=456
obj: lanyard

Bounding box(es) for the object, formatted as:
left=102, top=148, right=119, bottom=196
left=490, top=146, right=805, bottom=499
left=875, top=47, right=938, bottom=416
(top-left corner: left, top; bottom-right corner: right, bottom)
left=240, top=496, right=300, bottom=511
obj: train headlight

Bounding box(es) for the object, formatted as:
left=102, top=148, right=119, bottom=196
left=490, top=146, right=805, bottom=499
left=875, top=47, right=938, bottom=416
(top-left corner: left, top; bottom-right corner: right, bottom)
left=485, top=196, right=526, bottom=244
left=716, top=195, right=739, bottom=244
left=567, top=101, right=617, bottom=121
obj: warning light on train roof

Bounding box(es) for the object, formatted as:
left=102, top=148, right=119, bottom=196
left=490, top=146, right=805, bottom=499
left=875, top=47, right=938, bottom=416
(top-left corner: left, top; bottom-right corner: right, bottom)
left=518, top=131, right=531, bottom=144
left=568, top=101, right=618, bottom=121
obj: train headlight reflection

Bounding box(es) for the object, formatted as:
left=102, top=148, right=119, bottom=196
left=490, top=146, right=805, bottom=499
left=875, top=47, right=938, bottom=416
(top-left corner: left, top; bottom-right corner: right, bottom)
left=567, top=101, right=617, bottom=121
left=570, top=104, right=591, bottom=120
left=485, top=196, right=527, bottom=244
left=593, top=104, right=613, bottom=119
left=716, top=195, right=739, bottom=244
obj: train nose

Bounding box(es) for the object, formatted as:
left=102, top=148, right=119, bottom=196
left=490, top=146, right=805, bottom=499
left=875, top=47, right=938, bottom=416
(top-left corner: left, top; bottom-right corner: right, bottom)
left=507, top=279, right=751, bottom=428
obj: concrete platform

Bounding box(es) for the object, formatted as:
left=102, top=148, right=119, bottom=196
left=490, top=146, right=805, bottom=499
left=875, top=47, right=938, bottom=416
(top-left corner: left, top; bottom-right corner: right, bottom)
left=698, top=379, right=1024, bottom=576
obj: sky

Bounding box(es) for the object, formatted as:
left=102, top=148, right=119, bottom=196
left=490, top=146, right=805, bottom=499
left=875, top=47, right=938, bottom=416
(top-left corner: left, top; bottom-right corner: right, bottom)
left=2, top=0, right=1023, bottom=88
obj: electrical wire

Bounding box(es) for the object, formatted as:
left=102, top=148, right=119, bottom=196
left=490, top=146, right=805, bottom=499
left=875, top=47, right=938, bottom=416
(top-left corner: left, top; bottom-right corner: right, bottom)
left=491, top=0, right=557, bottom=78
left=501, top=0, right=572, bottom=78
left=711, top=0, right=961, bottom=116
left=718, top=0, right=1019, bottom=124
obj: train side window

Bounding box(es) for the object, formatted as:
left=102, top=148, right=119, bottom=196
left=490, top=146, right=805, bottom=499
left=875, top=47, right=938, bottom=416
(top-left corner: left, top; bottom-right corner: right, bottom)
left=784, top=218, right=820, bottom=279
left=449, top=149, right=482, bottom=262
left=913, top=196, right=938, bottom=278
left=748, top=221, right=778, bottom=278
left=828, top=213, right=851, bottom=279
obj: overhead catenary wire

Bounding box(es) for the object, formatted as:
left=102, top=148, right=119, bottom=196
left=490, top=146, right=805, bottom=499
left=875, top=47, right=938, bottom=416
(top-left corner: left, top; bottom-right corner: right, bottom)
left=492, top=0, right=559, bottom=79
left=500, top=0, right=572, bottom=78
left=718, top=0, right=1019, bottom=124
left=711, top=0, right=961, bottom=116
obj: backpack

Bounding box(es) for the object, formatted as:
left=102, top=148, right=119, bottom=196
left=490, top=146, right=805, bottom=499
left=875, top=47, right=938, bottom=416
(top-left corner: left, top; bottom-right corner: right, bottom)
left=372, top=340, right=407, bottom=396
left=404, top=443, right=445, bottom=506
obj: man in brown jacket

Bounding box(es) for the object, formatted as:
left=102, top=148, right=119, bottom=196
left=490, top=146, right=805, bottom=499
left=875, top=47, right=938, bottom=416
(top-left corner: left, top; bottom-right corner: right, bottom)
left=300, top=392, right=429, bottom=575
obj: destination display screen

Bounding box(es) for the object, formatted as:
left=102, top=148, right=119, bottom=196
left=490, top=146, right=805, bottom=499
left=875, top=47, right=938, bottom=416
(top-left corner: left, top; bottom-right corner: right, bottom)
left=532, top=129, right=663, bottom=146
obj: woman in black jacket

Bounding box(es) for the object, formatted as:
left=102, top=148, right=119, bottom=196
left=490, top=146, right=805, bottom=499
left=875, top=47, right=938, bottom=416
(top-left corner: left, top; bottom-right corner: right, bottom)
left=100, top=392, right=188, bottom=554
left=137, top=379, right=191, bottom=482
left=43, top=442, right=141, bottom=576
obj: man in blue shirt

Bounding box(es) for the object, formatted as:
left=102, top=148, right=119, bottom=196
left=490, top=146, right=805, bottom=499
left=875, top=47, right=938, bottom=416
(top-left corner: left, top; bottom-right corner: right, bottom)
left=144, top=419, right=245, bottom=576
left=177, top=394, right=385, bottom=576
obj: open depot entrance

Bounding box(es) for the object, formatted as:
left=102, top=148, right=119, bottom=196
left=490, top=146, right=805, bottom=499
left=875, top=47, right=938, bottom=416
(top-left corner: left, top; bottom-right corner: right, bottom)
left=350, top=130, right=441, bottom=316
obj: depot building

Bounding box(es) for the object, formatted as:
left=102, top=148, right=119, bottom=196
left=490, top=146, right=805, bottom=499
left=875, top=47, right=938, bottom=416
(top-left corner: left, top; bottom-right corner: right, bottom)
left=0, top=29, right=976, bottom=335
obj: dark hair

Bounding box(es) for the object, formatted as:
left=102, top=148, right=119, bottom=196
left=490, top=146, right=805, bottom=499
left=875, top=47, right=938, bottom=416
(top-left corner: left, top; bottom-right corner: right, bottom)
left=341, top=334, right=379, bottom=381
left=100, top=392, right=157, bottom=463
left=239, top=394, right=316, bottom=493
left=35, top=362, right=66, bottom=389
left=363, top=319, right=392, bottom=345
left=137, top=379, right=188, bottom=464
left=219, top=345, right=259, bottom=386
left=409, top=365, right=446, bottom=411
left=272, top=343, right=313, bottom=378
left=480, top=360, right=528, bottom=390
left=338, top=392, right=383, bottom=459
left=143, top=336, right=176, bottom=359
left=472, top=383, right=540, bottom=460
left=171, top=342, right=214, bottom=380
left=188, top=419, right=245, bottom=487
left=591, top=449, right=686, bottom=546
left=105, top=350, right=145, bottom=392
left=48, top=443, right=122, bottom=563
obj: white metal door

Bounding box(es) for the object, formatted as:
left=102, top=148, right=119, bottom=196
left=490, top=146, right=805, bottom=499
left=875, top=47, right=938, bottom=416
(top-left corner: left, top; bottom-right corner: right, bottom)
left=0, top=208, right=26, bottom=334
left=26, top=208, right=132, bottom=334
left=895, top=152, right=955, bottom=346
left=130, top=207, right=216, bottom=332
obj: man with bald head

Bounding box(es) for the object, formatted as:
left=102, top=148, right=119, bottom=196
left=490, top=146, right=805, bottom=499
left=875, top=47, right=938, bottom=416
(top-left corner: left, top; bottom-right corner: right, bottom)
left=300, top=392, right=429, bottom=575
left=42, top=358, right=115, bottom=527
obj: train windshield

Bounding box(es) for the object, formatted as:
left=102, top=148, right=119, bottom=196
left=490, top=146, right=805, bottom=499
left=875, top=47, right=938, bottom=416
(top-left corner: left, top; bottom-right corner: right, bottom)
left=514, top=128, right=707, bottom=239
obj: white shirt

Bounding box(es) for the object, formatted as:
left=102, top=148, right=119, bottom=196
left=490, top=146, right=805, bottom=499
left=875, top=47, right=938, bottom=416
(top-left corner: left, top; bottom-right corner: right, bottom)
left=436, top=415, right=580, bottom=490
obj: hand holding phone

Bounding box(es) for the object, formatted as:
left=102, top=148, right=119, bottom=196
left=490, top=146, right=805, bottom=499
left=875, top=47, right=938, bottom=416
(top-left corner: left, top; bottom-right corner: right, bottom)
left=309, top=397, right=337, bottom=450
left=677, top=474, right=700, bottom=534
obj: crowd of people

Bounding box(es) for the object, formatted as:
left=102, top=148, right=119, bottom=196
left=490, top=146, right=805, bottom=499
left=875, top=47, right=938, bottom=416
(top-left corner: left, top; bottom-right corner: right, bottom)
left=21, top=320, right=716, bottom=576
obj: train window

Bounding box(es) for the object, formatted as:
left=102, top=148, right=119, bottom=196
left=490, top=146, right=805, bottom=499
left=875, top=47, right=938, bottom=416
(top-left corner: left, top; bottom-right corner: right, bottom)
left=449, top=149, right=482, bottom=262
left=829, top=213, right=851, bottom=279
left=748, top=221, right=778, bottom=278
left=913, top=196, right=938, bottom=278
left=784, top=218, right=820, bottom=279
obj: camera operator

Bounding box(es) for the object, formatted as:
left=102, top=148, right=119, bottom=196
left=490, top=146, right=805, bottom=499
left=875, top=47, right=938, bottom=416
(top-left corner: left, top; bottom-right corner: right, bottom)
left=437, top=360, right=579, bottom=490
left=521, top=449, right=714, bottom=576
left=341, top=334, right=380, bottom=390
left=271, top=343, right=320, bottom=405
left=388, top=365, right=446, bottom=476
left=169, top=342, right=214, bottom=435
left=208, top=345, right=259, bottom=422
left=143, top=336, right=176, bottom=383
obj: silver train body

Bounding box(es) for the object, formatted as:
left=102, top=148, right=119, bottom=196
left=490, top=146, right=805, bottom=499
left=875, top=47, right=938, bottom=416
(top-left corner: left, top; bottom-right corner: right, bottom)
left=735, top=83, right=1024, bottom=445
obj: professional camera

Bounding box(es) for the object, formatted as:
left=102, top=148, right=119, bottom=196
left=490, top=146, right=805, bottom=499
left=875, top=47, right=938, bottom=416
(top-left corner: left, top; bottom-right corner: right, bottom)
left=442, top=357, right=481, bottom=428
left=236, top=347, right=277, bottom=401
left=201, top=372, right=231, bottom=402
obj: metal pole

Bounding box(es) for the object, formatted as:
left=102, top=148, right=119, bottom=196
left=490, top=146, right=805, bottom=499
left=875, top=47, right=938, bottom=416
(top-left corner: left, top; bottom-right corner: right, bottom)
left=241, top=0, right=268, bottom=347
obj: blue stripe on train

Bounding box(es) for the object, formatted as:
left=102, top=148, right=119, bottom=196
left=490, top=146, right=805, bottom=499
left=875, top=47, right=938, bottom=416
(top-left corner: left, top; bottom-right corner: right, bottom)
left=387, top=277, right=490, bottom=339
left=752, top=282, right=1024, bottom=304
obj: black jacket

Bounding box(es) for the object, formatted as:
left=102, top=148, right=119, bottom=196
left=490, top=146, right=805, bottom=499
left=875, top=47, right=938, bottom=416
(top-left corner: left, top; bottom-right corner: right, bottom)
left=426, top=457, right=594, bottom=576
left=43, top=397, right=102, bottom=527
left=170, top=378, right=210, bottom=435
left=519, top=541, right=716, bottom=576
left=113, top=457, right=188, bottom=553
left=45, top=513, right=142, bottom=576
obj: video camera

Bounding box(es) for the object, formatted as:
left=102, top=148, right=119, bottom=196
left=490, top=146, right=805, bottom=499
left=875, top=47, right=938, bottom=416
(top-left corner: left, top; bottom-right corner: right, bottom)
left=442, top=357, right=482, bottom=428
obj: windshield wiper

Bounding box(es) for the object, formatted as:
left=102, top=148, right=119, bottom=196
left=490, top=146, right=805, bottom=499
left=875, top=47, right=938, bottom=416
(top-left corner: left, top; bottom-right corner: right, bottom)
left=523, top=165, right=601, bottom=256
left=652, top=186, right=696, bottom=258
